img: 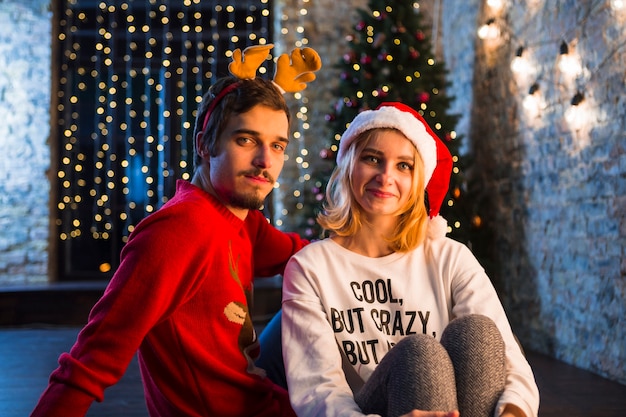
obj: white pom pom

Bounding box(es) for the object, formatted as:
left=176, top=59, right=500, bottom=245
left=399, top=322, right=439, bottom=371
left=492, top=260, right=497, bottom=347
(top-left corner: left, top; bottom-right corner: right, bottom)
left=427, top=215, right=448, bottom=240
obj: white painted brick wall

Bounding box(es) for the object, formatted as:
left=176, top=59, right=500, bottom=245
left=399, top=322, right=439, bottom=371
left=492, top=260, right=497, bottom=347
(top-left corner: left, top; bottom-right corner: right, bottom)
left=0, top=0, right=51, bottom=285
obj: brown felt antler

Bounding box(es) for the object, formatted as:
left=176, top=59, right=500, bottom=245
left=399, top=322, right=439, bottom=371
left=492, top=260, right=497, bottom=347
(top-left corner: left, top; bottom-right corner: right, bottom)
left=224, top=44, right=322, bottom=93
left=228, top=44, right=275, bottom=79
left=273, top=47, right=322, bottom=93
left=201, top=44, right=322, bottom=132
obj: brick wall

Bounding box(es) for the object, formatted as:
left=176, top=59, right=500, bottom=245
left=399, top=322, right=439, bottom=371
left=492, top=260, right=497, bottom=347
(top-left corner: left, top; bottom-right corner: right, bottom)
left=0, top=0, right=51, bottom=285
left=461, top=0, right=626, bottom=384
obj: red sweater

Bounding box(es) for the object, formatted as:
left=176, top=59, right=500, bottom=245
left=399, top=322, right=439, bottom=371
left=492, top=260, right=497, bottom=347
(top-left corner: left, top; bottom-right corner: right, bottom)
left=31, top=180, right=306, bottom=417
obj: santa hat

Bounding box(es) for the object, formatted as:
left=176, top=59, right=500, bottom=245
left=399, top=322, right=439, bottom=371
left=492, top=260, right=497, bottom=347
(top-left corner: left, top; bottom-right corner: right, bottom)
left=336, top=102, right=453, bottom=238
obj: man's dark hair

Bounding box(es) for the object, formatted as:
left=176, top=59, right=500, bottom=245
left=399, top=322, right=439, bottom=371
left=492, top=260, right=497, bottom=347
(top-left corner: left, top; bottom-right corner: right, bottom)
left=192, top=77, right=291, bottom=169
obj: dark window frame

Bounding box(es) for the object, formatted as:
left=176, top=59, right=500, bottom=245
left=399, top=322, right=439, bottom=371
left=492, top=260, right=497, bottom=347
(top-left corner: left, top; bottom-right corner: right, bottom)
left=50, top=0, right=274, bottom=281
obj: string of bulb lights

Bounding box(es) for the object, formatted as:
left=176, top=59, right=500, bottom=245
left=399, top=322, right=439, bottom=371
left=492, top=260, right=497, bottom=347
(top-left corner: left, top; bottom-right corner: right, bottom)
left=272, top=0, right=314, bottom=229
left=477, top=0, right=625, bottom=134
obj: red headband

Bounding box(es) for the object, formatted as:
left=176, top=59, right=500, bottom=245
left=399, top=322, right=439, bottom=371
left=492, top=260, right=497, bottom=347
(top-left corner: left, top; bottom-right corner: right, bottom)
left=200, top=82, right=241, bottom=132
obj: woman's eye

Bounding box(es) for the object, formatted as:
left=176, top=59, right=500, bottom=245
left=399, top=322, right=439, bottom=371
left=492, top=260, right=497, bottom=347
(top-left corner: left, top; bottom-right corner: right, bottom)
left=399, top=162, right=413, bottom=171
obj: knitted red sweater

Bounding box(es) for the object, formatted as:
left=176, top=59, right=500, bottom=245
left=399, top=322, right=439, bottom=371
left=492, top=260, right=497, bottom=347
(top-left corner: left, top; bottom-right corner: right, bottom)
left=31, top=180, right=306, bottom=417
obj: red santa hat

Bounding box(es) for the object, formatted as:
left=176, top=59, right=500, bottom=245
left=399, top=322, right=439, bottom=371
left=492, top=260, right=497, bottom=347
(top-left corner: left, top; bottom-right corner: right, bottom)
left=336, top=102, right=453, bottom=238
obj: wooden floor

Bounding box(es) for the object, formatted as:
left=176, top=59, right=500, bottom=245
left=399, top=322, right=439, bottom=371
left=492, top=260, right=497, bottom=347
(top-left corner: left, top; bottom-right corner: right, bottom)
left=1, top=326, right=625, bottom=417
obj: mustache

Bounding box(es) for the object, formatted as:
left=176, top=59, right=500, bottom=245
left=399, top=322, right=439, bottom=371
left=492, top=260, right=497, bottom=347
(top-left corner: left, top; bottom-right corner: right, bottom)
left=240, top=169, right=275, bottom=184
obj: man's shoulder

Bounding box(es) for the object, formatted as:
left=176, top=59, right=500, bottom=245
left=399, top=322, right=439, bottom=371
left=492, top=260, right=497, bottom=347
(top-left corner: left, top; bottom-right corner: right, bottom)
left=134, top=182, right=222, bottom=234
left=168, top=180, right=208, bottom=206
left=290, top=238, right=333, bottom=258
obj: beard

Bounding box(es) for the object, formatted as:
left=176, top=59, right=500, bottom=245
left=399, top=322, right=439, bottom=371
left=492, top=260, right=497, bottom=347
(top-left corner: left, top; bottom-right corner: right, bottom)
left=226, top=169, right=275, bottom=210
left=227, top=190, right=266, bottom=210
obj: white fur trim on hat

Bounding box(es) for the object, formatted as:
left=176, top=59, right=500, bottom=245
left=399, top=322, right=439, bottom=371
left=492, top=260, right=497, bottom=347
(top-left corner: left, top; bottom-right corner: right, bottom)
left=336, top=106, right=437, bottom=184
left=427, top=214, right=448, bottom=240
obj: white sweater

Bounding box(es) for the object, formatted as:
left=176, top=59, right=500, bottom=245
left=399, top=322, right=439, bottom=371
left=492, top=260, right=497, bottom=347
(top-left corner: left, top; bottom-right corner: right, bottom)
left=282, top=237, right=539, bottom=417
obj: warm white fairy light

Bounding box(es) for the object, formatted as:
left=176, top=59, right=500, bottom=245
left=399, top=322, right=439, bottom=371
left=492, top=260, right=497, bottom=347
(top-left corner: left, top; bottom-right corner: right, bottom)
left=270, top=1, right=314, bottom=231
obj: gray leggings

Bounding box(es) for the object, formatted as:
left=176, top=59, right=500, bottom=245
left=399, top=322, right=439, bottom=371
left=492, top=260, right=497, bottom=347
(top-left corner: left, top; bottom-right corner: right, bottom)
left=354, top=314, right=506, bottom=417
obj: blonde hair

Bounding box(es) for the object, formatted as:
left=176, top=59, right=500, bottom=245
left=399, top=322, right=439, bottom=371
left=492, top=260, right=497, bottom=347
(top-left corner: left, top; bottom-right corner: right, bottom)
left=318, top=128, right=429, bottom=252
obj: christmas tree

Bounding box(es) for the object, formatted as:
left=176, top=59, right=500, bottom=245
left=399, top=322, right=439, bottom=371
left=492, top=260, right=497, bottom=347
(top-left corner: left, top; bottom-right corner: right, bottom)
left=298, top=0, right=472, bottom=244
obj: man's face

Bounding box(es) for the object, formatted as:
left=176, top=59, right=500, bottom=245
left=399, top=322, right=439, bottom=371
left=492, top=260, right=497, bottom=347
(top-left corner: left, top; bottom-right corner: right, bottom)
left=208, top=105, right=289, bottom=217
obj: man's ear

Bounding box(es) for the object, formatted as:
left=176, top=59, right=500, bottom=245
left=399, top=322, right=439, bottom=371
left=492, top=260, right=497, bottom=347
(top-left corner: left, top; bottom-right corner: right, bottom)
left=196, top=131, right=207, bottom=158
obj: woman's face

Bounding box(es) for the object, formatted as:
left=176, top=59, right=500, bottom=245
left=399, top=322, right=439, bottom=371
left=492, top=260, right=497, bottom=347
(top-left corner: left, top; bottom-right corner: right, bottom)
left=350, top=129, right=417, bottom=220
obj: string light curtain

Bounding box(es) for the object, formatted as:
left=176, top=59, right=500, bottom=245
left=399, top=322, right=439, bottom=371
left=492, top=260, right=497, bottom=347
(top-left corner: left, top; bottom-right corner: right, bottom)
left=270, top=0, right=314, bottom=232
left=55, top=0, right=272, bottom=280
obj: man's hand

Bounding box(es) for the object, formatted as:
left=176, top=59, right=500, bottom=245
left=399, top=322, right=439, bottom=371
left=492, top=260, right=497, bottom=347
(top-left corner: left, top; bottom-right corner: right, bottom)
left=400, top=411, right=459, bottom=417
left=500, top=403, right=526, bottom=417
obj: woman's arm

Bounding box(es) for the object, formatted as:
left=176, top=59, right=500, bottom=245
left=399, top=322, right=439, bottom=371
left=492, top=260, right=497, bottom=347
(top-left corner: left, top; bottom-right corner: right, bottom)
left=282, top=253, right=375, bottom=417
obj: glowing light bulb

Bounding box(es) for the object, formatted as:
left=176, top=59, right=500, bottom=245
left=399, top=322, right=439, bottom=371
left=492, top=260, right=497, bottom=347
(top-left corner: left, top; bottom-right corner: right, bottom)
left=558, top=54, right=582, bottom=76
left=478, top=19, right=500, bottom=40
left=487, top=0, right=504, bottom=12
left=523, top=83, right=543, bottom=120
left=564, top=92, right=587, bottom=131
left=558, top=41, right=582, bottom=77
left=511, top=47, right=531, bottom=74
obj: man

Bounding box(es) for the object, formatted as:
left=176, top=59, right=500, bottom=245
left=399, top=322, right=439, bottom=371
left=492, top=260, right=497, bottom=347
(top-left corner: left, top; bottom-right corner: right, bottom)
left=31, top=45, right=321, bottom=417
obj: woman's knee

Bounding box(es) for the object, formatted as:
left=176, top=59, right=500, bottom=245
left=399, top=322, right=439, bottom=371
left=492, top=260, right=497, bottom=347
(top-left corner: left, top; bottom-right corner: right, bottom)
left=440, top=314, right=503, bottom=352
left=440, top=315, right=506, bottom=417
left=377, top=334, right=458, bottom=415
left=384, top=334, right=458, bottom=392
left=391, top=333, right=443, bottom=358
left=439, top=314, right=506, bottom=390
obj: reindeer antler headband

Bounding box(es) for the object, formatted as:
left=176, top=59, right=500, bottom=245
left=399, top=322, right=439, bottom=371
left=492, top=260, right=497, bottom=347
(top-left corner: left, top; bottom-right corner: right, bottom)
left=201, top=44, right=322, bottom=132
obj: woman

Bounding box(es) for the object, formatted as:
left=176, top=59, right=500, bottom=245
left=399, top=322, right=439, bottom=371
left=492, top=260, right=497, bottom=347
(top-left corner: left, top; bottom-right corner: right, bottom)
left=281, top=102, right=539, bottom=417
